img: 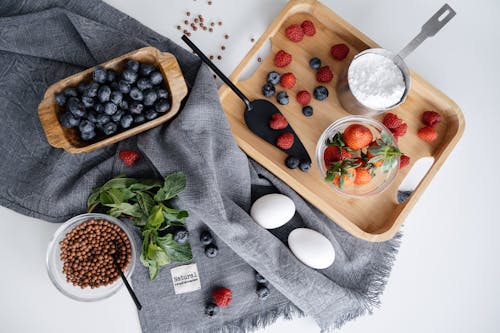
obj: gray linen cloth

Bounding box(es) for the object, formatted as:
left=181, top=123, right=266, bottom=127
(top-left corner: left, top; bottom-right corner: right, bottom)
left=0, top=1, right=401, bottom=332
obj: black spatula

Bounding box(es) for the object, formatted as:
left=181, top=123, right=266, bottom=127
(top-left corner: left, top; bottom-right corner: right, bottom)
left=181, top=35, right=311, bottom=171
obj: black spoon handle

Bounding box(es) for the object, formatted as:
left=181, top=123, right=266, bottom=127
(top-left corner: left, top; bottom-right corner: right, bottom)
left=113, top=259, right=142, bottom=311
left=181, top=35, right=252, bottom=110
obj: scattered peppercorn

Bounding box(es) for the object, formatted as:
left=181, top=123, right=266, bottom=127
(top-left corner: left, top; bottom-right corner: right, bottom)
left=209, top=55, right=214, bottom=60
left=177, top=25, right=181, bottom=30
left=184, top=20, right=189, bottom=25
left=209, top=28, right=213, bottom=32
left=217, top=55, right=222, bottom=60
left=250, top=38, right=255, bottom=43
left=224, top=34, right=229, bottom=39
left=221, top=46, right=226, bottom=50
left=186, top=11, right=191, bottom=16
left=208, top=1, right=212, bottom=5
left=257, top=57, right=262, bottom=62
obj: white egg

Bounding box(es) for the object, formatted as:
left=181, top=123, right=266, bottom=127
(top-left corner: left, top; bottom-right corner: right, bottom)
left=250, top=193, right=296, bottom=229
left=288, top=228, right=335, bottom=269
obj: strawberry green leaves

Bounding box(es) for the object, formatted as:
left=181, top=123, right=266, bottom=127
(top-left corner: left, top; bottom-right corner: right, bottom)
left=87, top=172, right=192, bottom=280
left=368, top=132, right=402, bottom=173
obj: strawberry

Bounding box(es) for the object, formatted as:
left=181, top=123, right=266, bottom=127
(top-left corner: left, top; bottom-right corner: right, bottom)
left=325, top=159, right=360, bottom=189
left=382, top=112, right=403, bottom=129
left=269, top=113, right=288, bottom=130
left=354, top=166, right=372, bottom=185
left=343, top=124, right=373, bottom=150
left=330, top=43, right=350, bottom=60
left=324, top=146, right=352, bottom=167
left=296, top=90, right=311, bottom=106
left=280, top=72, right=296, bottom=89
left=285, top=24, right=304, bottom=42
left=391, top=122, right=408, bottom=137
left=212, top=287, right=232, bottom=308
left=316, top=66, right=334, bottom=83
left=274, top=50, right=292, bottom=67
left=422, top=111, right=441, bottom=127
left=399, top=155, right=410, bottom=169
left=417, top=126, right=438, bottom=142
left=300, top=20, right=316, bottom=36
left=118, top=150, right=140, bottom=166
left=276, top=132, right=294, bottom=149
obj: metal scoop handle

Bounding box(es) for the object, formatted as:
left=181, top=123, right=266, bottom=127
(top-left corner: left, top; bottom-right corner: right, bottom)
left=398, top=3, right=456, bottom=59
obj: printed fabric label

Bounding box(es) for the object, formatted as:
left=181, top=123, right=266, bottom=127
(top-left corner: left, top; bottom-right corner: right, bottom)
left=170, top=263, right=201, bottom=294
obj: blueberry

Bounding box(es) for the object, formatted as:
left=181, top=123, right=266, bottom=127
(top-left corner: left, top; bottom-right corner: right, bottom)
left=59, top=112, right=80, bottom=128
left=143, top=89, right=158, bottom=106
left=110, top=91, right=123, bottom=105
left=139, top=63, right=155, bottom=76
left=256, top=284, right=270, bottom=300
left=204, top=244, right=218, bottom=258
left=95, top=103, right=104, bottom=114
left=255, top=272, right=267, bottom=284
left=93, top=66, right=107, bottom=84
left=84, top=82, right=100, bottom=98
left=285, top=156, right=300, bottom=169
left=106, top=70, right=117, bottom=82
left=173, top=227, right=189, bottom=243
left=77, top=82, right=88, bottom=94
left=102, top=122, right=118, bottom=136
left=126, top=59, right=139, bottom=72
left=63, top=87, right=78, bottom=97
left=86, top=111, right=98, bottom=123
left=120, top=114, right=134, bottom=129
left=145, top=109, right=159, bottom=120
left=299, top=160, right=311, bottom=172
left=205, top=303, right=219, bottom=317
left=262, top=83, right=276, bottom=97
left=133, top=114, right=145, bottom=124
left=137, top=77, right=152, bottom=91
left=78, top=119, right=95, bottom=133
left=266, top=71, right=281, bottom=85
left=80, top=130, right=96, bottom=141
left=313, top=86, right=329, bottom=101
left=200, top=231, right=213, bottom=245
left=55, top=93, right=66, bottom=106
left=302, top=106, right=313, bottom=117
left=156, top=88, right=169, bottom=99
left=122, top=69, right=138, bottom=84
left=103, top=102, right=118, bottom=115
left=111, top=110, right=124, bottom=122
left=96, top=114, right=110, bottom=125
left=110, top=81, right=120, bottom=91
left=129, top=87, right=143, bottom=101
left=120, top=99, right=129, bottom=111
left=154, top=99, right=170, bottom=113
left=81, top=96, right=95, bottom=108
left=129, top=102, right=144, bottom=115
left=118, top=80, right=131, bottom=94
left=67, top=97, right=86, bottom=117
left=276, top=91, right=289, bottom=105
left=97, top=85, right=111, bottom=103
left=149, top=71, right=163, bottom=85
left=309, top=57, right=321, bottom=70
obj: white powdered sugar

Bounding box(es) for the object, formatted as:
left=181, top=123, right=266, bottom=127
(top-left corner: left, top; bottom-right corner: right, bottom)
left=348, top=53, right=406, bottom=109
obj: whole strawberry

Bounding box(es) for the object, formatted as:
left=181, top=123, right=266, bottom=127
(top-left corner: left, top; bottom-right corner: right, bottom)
left=280, top=72, right=296, bottom=89
left=383, top=113, right=403, bottom=129
left=285, top=24, right=304, bottom=42
left=399, top=155, right=410, bottom=169
left=422, top=111, right=441, bottom=127
left=418, top=126, right=438, bottom=142
left=119, top=150, right=140, bottom=166
left=212, top=287, right=232, bottom=308
left=276, top=132, right=294, bottom=150
left=274, top=50, right=292, bottom=67
left=330, top=43, right=350, bottom=60
left=269, top=113, right=288, bottom=130
left=316, top=66, right=334, bottom=83
left=300, top=20, right=316, bottom=36
left=296, top=90, right=311, bottom=106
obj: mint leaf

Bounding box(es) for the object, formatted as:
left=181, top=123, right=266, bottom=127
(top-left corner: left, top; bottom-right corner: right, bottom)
left=136, top=191, right=155, bottom=217
left=147, top=205, right=164, bottom=229
left=154, top=172, right=186, bottom=202
left=101, top=175, right=138, bottom=190
left=129, top=180, right=162, bottom=192
left=158, top=234, right=193, bottom=263
left=106, top=202, right=143, bottom=218
left=162, top=206, right=189, bottom=222
left=87, top=189, right=100, bottom=212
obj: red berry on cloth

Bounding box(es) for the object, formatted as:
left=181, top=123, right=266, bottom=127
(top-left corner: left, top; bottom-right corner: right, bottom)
left=330, top=43, right=350, bottom=60
left=212, top=287, right=232, bottom=307
left=399, top=155, right=410, bottom=169
left=285, top=24, right=304, bottom=42
left=316, top=66, right=333, bottom=83
left=280, top=72, right=296, bottom=89
left=296, top=90, right=311, bottom=106
left=422, top=111, right=441, bottom=127
left=276, top=132, right=294, bottom=150
left=300, top=20, right=316, bottom=36
left=118, top=150, right=140, bottom=166
left=269, top=113, right=288, bottom=130
left=382, top=112, right=403, bottom=129
left=274, top=50, right=292, bottom=67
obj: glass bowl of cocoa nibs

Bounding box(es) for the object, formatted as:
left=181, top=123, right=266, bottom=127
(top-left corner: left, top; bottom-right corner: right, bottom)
left=46, top=213, right=137, bottom=301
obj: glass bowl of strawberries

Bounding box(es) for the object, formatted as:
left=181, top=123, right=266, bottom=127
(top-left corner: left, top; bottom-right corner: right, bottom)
left=316, top=116, right=402, bottom=197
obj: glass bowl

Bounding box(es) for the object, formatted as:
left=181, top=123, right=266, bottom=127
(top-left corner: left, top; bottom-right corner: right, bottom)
left=46, top=213, right=137, bottom=302
left=315, top=116, right=399, bottom=197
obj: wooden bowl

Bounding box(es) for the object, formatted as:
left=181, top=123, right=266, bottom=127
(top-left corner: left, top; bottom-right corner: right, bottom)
left=38, top=47, right=188, bottom=153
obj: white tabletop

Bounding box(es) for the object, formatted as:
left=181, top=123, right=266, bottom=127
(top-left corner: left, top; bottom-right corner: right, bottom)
left=1, top=0, right=499, bottom=332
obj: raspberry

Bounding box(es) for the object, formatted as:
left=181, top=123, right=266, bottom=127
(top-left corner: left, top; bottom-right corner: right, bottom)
left=391, top=122, right=408, bottom=137
left=212, top=287, right=232, bottom=308
left=300, top=20, right=316, bottom=36
left=269, top=113, right=288, bottom=130
left=285, top=24, right=304, bottom=42
left=422, top=111, right=441, bottom=127
left=296, top=90, right=311, bottom=106
left=399, top=155, right=410, bottom=169
left=330, top=43, right=350, bottom=60
left=316, top=66, right=333, bottom=83
left=417, top=126, right=438, bottom=142
left=118, top=150, right=140, bottom=166
left=274, top=50, right=292, bottom=67
left=383, top=112, right=403, bottom=129
left=276, top=132, right=294, bottom=149
left=280, top=72, right=296, bottom=89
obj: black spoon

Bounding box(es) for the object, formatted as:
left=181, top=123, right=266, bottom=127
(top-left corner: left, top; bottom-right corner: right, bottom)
left=112, top=241, right=142, bottom=311
left=181, top=35, right=311, bottom=170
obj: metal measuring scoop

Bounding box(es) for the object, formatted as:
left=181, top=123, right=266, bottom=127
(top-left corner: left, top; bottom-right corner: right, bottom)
left=181, top=35, right=312, bottom=170
left=337, top=3, right=456, bottom=115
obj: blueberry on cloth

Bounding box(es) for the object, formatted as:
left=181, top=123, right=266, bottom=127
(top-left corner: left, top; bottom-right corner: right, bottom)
left=255, top=272, right=267, bottom=284
left=204, top=303, right=219, bottom=317
left=204, top=244, right=218, bottom=258
left=199, top=231, right=213, bottom=245
left=256, top=284, right=270, bottom=300
left=173, top=227, right=189, bottom=244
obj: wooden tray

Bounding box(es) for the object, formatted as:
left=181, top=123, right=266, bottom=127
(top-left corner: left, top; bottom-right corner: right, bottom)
left=218, top=0, right=465, bottom=241
left=38, top=47, right=187, bottom=154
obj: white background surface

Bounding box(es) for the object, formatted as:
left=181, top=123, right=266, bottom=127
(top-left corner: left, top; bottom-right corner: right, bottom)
left=1, top=0, right=499, bottom=332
